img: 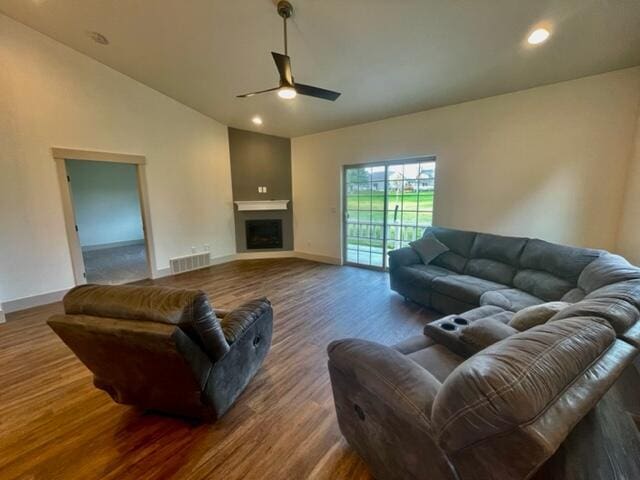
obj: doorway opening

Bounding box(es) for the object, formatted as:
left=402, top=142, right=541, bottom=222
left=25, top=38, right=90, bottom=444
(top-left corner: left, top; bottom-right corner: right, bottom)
left=53, top=149, right=154, bottom=285
left=343, top=156, right=436, bottom=270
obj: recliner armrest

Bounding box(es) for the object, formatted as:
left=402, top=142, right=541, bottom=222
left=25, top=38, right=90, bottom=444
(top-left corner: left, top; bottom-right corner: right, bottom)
left=388, top=246, right=421, bottom=271
left=220, top=298, right=272, bottom=344
left=327, top=338, right=441, bottom=422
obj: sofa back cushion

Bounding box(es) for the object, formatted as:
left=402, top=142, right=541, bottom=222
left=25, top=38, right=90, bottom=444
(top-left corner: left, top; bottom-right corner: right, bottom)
left=519, top=239, right=600, bottom=284
left=463, top=233, right=527, bottom=285
left=64, top=284, right=230, bottom=361
left=431, top=317, right=615, bottom=453
left=513, top=270, right=574, bottom=301
left=426, top=226, right=476, bottom=273
left=578, top=253, right=640, bottom=293
left=550, top=298, right=640, bottom=335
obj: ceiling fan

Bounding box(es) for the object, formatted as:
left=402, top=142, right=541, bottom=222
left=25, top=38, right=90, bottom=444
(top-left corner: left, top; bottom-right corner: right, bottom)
left=237, top=1, right=341, bottom=102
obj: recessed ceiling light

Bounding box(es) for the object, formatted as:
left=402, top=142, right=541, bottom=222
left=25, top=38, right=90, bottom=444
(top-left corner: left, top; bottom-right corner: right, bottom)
left=252, top=116, right=263, bottom=126
left=87, top=31, right=109, bottom=45
left=527, top=28, right=550, bottom=45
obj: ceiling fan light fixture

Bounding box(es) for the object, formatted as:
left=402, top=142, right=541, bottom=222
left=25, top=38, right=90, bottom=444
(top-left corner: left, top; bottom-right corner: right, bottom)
left=277, top=86, right=297, bottom=99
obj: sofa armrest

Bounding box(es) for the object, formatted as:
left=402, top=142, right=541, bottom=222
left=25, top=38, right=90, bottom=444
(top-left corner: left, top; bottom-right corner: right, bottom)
left=220, top=298, right=272, bottom=345
left=387, top=246, right=421, bottom=271
left=328, top=338, right=441, bottom=422
left=460, top=317, right=518, bottom=354
left=214, top=308, right=231, bottom=319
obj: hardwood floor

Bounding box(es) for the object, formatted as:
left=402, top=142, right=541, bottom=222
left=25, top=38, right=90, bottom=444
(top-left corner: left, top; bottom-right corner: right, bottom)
left=0, top=258, right=439, bottom=480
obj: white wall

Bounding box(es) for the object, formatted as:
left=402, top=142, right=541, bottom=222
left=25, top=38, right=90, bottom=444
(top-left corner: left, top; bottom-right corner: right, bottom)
left=617, top=108, right=640, bottom=265
left=66, top=160, right=144, bottom=248
left=0, top=14, right=235, bottom=305
left=292, top=67, right=640, bottom=261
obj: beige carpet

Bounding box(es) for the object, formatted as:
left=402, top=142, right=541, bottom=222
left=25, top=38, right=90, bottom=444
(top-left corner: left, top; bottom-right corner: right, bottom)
left=82, top=243, right=149, bottom=284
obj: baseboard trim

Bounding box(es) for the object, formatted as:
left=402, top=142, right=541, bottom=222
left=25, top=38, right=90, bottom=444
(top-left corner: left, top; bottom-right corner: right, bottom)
left=294, top=251, right=343, bottom=266
left=234, top=251, right=296, bottom=260
left=153, top=253, right=238, bottom=279
left=82, top=239, right=145, bottom=252
left=1, top=288, right=70, bottom=314
left=2, top=251, right=343, bottom=315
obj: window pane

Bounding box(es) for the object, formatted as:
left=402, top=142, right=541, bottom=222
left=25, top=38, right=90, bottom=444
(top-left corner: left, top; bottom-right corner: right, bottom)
left=358, top=210, right=372, bottom=223
left=346, top=168, right=370, bottom=183
left=403, top=163, right=420, bottom=180
left=402, top=192, right=418, bottom=211
left=401, top=210, right=417, bottom=225
left=418, top=190, right=434, bottom=211
left=358, top=183, right=372, bottom=210
left=358, top=223, right=370, bottom=238
left=358, top=248, right=371, bottom=265
left=418, top=212, right=433, bottom=227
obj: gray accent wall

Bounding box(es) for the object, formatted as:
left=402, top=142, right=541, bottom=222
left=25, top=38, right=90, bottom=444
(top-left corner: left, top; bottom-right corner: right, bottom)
left=228, top=128, right=293, bottom=252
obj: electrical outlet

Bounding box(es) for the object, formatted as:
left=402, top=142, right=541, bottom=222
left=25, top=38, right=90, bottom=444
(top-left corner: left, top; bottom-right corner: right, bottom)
left=263, top=186, right=267, bottom=193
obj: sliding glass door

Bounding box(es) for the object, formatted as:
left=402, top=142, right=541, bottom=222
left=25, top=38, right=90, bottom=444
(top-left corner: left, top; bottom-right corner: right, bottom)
left=344, top=165, right=386, bottom=268
left=344, top=157, right=436, bottom=270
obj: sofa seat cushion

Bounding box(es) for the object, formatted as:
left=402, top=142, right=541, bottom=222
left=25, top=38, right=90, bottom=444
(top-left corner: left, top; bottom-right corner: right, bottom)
left=456, top=305, right=506, bottom=321
left=407, top=344, right=465, bottom=383
left=513, top=269, right=574, bottom=301
left=431, top=275, right=509, bottom=305
left=480, top=288, right=544, bottom=312
left=509, top=301, right=569, bottom=331
left=460, top=318, right=519, bottom=353
left=392, top=334, right=435, bottom=355
left=396, top=264, right=457, bottom=287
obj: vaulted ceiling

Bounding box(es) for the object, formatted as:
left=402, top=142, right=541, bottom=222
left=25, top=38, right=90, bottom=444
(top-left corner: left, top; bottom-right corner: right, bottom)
left=2, top=0, right=640, bottom=137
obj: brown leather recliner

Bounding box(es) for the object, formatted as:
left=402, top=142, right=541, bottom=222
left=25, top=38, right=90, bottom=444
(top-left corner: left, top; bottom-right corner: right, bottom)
left=328, top=316, right=637, bottom=480
left=48, top=284, right=272, bottom=421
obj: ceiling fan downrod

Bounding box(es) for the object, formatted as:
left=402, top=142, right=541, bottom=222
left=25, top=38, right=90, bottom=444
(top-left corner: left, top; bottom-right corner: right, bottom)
left=277, top=1, right=294, bottom=56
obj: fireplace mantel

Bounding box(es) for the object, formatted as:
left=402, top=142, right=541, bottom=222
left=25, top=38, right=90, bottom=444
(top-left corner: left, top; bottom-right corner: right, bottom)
left=234, top=200, right=289, bottom=211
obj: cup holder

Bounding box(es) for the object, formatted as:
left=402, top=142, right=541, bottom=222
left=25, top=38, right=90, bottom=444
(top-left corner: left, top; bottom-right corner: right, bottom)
left=453, top=317, right=469, bottom=326
left=440, top=322, right=457, bottom=331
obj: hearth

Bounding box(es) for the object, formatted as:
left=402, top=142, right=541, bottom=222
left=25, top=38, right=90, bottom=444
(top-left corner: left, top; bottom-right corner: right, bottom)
left=246, top=219, right=283, bottom=249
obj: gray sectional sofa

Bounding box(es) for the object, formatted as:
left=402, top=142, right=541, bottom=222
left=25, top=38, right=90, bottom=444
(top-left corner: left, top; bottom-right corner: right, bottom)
left=328, top=226, right=640, bottom=480
left=388, top=226, right=640, bottom=347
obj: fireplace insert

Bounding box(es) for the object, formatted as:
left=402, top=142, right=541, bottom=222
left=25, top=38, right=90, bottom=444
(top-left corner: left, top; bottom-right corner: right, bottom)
left=245, top=219, right=283, bottom=249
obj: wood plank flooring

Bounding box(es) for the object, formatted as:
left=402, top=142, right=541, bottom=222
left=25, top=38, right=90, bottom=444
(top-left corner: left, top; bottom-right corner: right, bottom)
left=0, top=258, right=439, bottom=480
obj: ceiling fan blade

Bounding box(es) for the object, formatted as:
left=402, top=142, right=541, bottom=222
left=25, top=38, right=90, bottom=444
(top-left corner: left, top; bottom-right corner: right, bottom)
left=294, top=83, right=341, bottom=101
left=271, top=52, right=293, bottom=85
left=236, top=86, right=280, bottom=98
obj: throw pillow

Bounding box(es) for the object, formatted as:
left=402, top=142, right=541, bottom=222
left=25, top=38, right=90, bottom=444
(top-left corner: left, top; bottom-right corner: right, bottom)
left=509, top=301, right=569, bottom=331
left=409, top=233, right=449, bottom=265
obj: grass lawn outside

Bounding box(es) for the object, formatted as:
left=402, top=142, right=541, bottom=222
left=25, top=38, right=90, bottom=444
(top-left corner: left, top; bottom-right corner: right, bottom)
left=345, top=189, right=435, bottom=266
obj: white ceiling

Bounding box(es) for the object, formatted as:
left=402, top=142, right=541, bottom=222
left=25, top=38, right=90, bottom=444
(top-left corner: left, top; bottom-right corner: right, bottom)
left=2, top=0, right=640, bottom=137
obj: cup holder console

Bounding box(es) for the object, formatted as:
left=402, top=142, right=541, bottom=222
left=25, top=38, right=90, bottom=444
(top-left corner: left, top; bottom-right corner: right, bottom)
left=424, top=315, right=474, bottom=357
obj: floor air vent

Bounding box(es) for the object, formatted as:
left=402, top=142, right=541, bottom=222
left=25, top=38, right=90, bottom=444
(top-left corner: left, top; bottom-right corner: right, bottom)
left=170, top=252, right=211, bottom=274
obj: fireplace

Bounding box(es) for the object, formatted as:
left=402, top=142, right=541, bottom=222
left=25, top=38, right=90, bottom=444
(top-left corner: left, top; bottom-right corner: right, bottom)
left=245, top=219, right=283, bottom=249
